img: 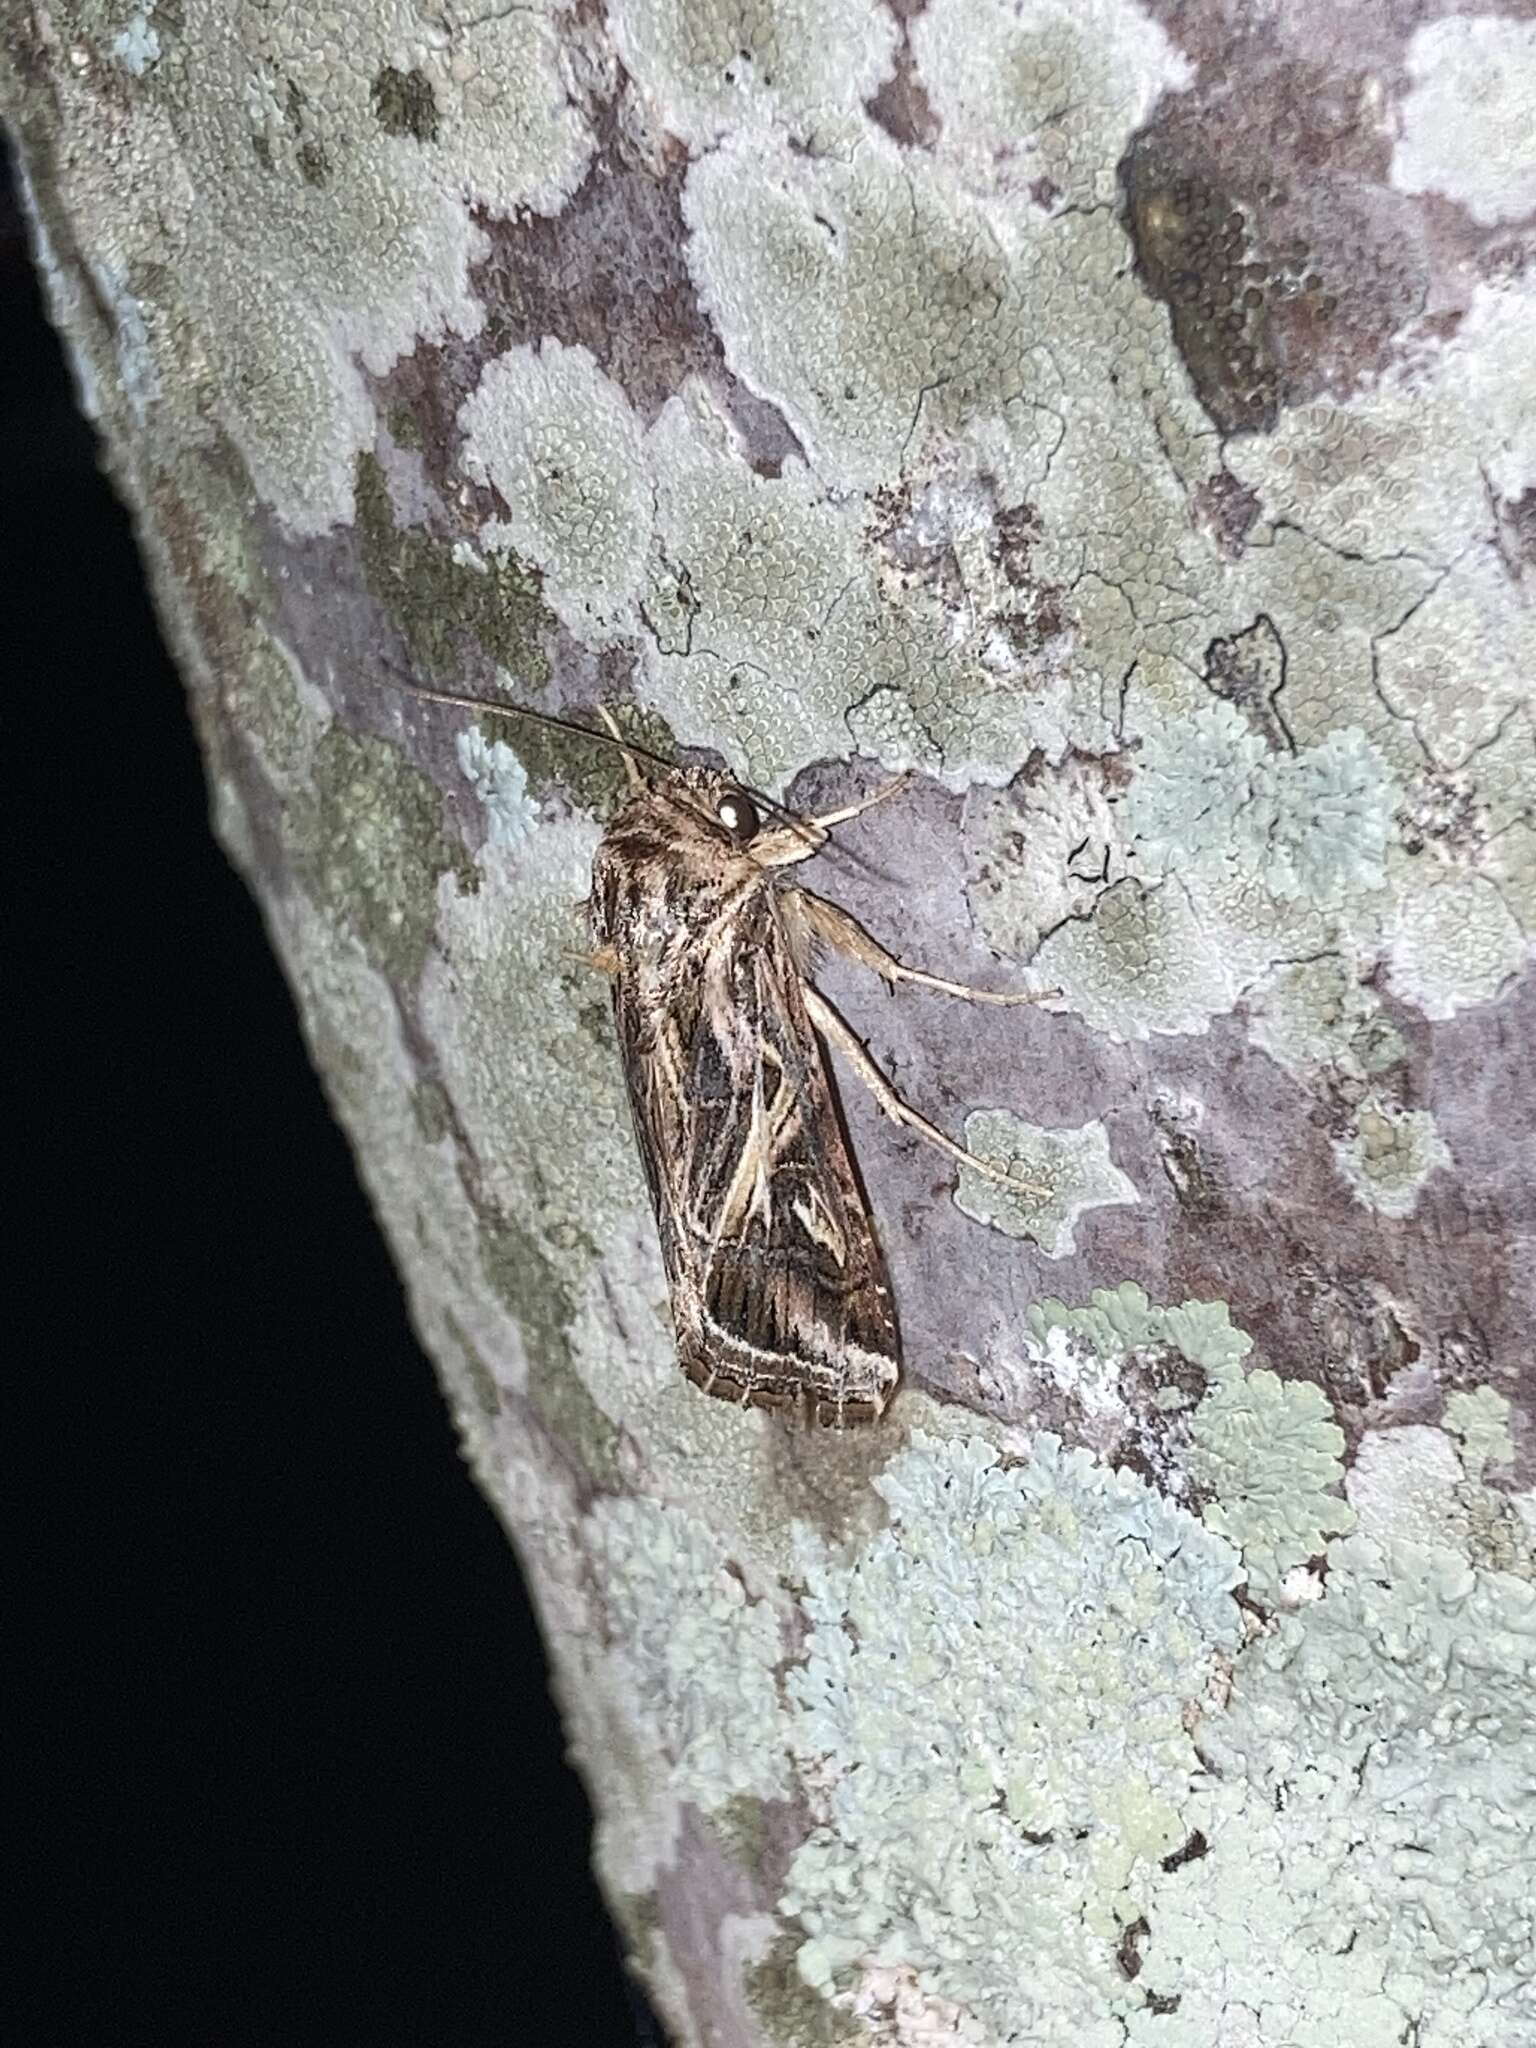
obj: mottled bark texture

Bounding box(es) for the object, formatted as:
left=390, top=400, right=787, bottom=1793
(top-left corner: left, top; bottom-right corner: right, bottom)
left=6, top=2, right=1533, bottom=2042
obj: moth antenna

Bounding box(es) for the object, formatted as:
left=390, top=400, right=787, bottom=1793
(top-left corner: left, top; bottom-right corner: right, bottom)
left=375, top=656, right=819, bottom=842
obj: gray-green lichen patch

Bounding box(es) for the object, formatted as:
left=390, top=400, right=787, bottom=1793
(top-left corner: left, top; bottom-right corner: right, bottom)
left=458, top=342, right=652, bottom=647
left=295, top=723, right=474, bottom=988
left=42, top=0, right=594, bottom=534
left=1391, top=15, right=1536, bottom=227
left=1332, top=1094, right=1451, bottom=1221
left=1129, top=1540, right=1536, bottom=2048
left=1244, top=955, right=1405, bottom=1083
left=783, top=1432, right=1243, bottom=2035
left=586, top=1495, right=790, bottom=1811
left=1187, top=1368, right=1354, bottom=1596
left=610, top=0, right=898, bottom=151
left=954, top=1109, right=1137, bottom=1257
left=911, top=0, right=1190, bottom=208
left=353, top=453, right=554, bottom=684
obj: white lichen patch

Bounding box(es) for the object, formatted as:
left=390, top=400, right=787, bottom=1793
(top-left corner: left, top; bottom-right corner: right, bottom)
left=913, top=0, right=1191, bottom=208
left=783, top=1433, right=1242, bottom=2038
left=1392, top=14, right=1536, bottom=227
left=454, top=725, right=540, bottom=849
left=1187, top=1369, right=1353, bottom=1595
left=1444, top=1385, right=1516, bottom=1483
left=953, top=1109, right=1138, bottom=1257
left=683, top=133, right=1040, bottom=494
left=1027, top=1284, right=1255, bottom=1384
left=1332, top=1094, right=1451, bottom=1220
left=110, top=6, right=160, bottom=76
left=1131, top=1539, right=1536, bottom=2048
left=586, top=1495, right=790, bottom=1811
left=1385, top=871, right=1526, bottom=1021
left=611, top=0, right=897, bottom=150
left=1347, top=1425, right=1467, bottom=1552
left=459, top=343, right=652, bottom=645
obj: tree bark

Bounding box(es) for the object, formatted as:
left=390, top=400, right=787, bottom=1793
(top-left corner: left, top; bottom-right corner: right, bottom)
left=7, top=3, right=1534, bottom=2042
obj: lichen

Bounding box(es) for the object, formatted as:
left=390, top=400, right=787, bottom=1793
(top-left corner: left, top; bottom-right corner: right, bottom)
left=783, top=1432, right=1242, bottom=2037
left=586, top=1495, right=790, bottom=1810
left=1444, top=1386, right=1516, bottom=1483
left=1129, top=1540, right=1536, bottom=2047
left=1392, top=15, right=1536, bottom=227
left=75, top=0, right=592, bottom=532
left=1332, top=1094, right=1452, bottom=1220
left=610, top=0, right=898, bottom=151
left=454, top=725, right=540, bottom=850
left=1187, top=1368, right=1354, bottom=1595
left=1385, top=872, right=1525, bottom=1022
left=912, top=0, right=1190, bottom=208
left=295, top=723, right=474, bottom=988
left=1245, top=955, right=1405, bottom=1083
left=458, top=342, right=652, bottom=646
left=954, top=1110, right=1138, bottom=1257
left=353, top=452, right=554, bottom=684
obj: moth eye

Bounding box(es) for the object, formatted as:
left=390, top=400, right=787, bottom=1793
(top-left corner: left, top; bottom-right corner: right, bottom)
left=716, top=791, right=760, bottom=842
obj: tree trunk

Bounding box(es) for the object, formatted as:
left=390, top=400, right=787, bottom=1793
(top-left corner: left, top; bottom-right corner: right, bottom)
left=7, top=2, right=1533, bottom=2041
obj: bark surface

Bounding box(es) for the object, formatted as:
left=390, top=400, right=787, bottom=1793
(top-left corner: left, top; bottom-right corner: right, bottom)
left=6, top=3, right=1534, bottom=2042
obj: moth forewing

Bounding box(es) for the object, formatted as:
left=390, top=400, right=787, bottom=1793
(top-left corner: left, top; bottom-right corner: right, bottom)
left=590, top=768, right=901, bottom=1427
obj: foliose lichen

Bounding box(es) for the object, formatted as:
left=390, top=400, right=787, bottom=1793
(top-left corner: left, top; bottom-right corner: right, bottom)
left=783, top=1432, right=1243, bottom=2037
left=1187, top=1368, right=1354, bottom=1595
left=1331, top=1094, right=1452, bottom=1220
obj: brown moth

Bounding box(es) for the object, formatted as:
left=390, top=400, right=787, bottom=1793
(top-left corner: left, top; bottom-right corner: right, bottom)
left=395, top=683, right=1053, bottom=1427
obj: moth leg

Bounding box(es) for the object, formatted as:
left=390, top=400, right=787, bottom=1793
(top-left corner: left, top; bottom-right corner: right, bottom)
left=567, top=943, right=621, bottom=976
left=802, top=773, right=911, bottom=836
left=789, top=890, right=1060, bottom=1007
left=802, top=986, right=1050, bottom=1198
left=752, top=775, right=911, bottom=869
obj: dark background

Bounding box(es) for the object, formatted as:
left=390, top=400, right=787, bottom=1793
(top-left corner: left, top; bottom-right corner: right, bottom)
left=7, top=144, right=663, bottom=2045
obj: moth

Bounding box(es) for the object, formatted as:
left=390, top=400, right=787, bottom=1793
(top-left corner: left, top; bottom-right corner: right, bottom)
left=395, top=682, right=1053, bottom=1427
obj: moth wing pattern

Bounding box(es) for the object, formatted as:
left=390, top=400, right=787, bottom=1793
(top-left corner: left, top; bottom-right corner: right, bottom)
left=609, top=883, right=900, bottom=1426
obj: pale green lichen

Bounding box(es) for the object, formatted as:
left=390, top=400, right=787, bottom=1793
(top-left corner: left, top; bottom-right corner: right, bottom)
left=913, top=0, right=1190, bottom=207
left=1124, top=708, right=1395, bottom=907
left=110, top=5, right=161, bottom=76
left=783, top=1433, right=1243, bottom=2036
left=610, top=0, right=897, bottom=150
left=454, top=726, right=540, bottom=849
left=1444, top=1386, right=1516, bottom=1482
left=1392, top=15, right=1536, bottom=226
left=1332, top=1094, right=1452, bottom=1220
left=1187, top=1368, right=1354, bottom=1595
left=1026, top=1284, right=1254, bottom=1384
left=458, top=342, right=652, bottom=646
left=295, top=724, right=474, bottom=988
left=1129, top=1540, right=1536, bottom=2048
left=954, top=1110, right=1138, bottom=1257
left=586, top=1496, right=789, bottom=1809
